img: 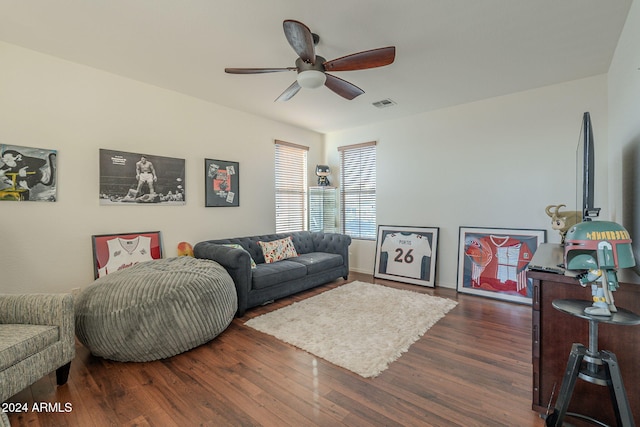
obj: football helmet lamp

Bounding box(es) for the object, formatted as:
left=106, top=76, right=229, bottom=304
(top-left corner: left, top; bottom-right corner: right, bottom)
left=564, top=220, right=635, bottom=316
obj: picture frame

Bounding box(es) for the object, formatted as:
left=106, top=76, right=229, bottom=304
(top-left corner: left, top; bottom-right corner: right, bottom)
left=91, top=231, right=163, bottom=279
left=0, top=144, right=57, bottom=202
left=456, top=226, right=546, bottom=304
left=99, top=149, right=185, bottom=205
left=205, top=158, right=239, bottom=207
left=374, top=225, right=439, bottom=287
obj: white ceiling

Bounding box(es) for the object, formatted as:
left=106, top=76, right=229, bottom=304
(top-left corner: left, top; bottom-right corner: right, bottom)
left=0, top=1, right=633, bottom=133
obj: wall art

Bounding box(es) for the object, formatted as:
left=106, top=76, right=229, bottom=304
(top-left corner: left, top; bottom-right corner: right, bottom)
left=99, top=149, right=185, bottom=205
left=205, top=158, right=239, bottom=207
left=0, top=144, right=57, bottom=202
left=374, top=225, right=439, bottom=287
left=457, top=226, right=546, bottom=304
left=91, top=231, right=163, bottom=279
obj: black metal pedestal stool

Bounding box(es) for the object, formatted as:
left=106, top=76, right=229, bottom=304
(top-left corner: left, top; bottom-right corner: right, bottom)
left=545, top=299, right=640, bottom=427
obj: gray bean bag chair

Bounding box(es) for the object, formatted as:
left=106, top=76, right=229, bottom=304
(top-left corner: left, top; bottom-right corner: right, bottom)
left=75, top=257, right=237, bottom=362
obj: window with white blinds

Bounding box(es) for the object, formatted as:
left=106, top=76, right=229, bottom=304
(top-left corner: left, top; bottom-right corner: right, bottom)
left=339, top=142, right=376, bottom=240
left=275, top=140, right=308, bottom=233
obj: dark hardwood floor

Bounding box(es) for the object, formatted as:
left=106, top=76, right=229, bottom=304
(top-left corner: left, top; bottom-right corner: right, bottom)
left=6, top=273, right=546, bottom=426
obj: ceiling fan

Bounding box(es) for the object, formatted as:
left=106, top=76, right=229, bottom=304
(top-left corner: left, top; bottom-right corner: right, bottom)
left=224, top=19, right=396, bottom=101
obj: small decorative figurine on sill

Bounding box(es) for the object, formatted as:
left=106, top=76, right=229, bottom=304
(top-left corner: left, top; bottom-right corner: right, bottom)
left=316, top=165, right=331, bottom=186
left=545, top=204, right=581, bottom=244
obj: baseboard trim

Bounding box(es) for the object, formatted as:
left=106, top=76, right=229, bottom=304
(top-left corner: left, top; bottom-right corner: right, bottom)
left=348, top=269, right=456, bottom=289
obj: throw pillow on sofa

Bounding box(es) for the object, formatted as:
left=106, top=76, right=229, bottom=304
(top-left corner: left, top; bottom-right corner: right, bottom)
left=222, top=243, right=257, bottom=269
left=258, top=237, right=298, bottom=263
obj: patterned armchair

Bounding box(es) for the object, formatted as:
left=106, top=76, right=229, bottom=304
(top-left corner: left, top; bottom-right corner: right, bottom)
left=0, top=294, right=75, bottom=412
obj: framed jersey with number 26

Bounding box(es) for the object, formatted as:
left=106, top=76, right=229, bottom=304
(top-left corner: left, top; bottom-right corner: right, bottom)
left=374, top=225, right=439, bottom=287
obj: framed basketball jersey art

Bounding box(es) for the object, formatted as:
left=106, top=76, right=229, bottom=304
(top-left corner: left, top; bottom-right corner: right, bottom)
left=374, top=225, right=439, bottom=287
left=91, top=231, right=163, bottom=279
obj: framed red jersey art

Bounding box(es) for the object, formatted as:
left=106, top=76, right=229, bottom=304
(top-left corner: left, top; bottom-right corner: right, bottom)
left=457, top=226, right=546, bottom=304
left=91, top=231, right=163, bottom=279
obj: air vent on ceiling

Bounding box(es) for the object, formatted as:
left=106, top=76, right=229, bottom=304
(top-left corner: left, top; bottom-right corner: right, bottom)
left=372, top=98, right=397, bottom=108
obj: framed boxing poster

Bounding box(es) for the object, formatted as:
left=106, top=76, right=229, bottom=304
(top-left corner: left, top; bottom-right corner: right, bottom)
left=91, top=231, right=163, bottom=279
left=205, top=158, right=239, bottom=207
left=456, top=226, right=546, bottom=304
left=98, top=149, right=185, bottom=206
left=374, top=225, right=439, bottom=287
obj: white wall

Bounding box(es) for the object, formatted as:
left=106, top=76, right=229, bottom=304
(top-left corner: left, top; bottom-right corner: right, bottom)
left=0, top=42, right=323, bottom=294
left=608, top=0, right=640, bottom=270
left=326, top=75, right=609, bottom=288
left=2, top=27, right=628, bottom=294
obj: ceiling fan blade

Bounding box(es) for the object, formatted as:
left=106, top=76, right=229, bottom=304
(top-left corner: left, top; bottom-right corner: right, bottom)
left=225, top=67, right=296, bottom=74
left=324, top=74, right=364, bottom=100
left=323, top=46, right=396, bottom=72
left=283, top=19, right=316, bottom=64
left=275, top=81, right=301, bottom=102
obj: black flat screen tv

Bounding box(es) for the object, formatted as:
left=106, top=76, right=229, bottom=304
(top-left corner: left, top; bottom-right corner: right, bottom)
left=576, top=112, right=601, bottom=221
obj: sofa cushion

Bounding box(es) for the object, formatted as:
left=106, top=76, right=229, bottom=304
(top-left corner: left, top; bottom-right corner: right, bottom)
left=289, top=231, right=315, bottom=254
left=0, top=324, right=59, bottom=371
left=222, top=243, right=257, bottom=268
left=288, top=252, right=344, bottom=275
left=252, top=260, right=307, bottom=290
left=258, top=237, right=299, bottom=264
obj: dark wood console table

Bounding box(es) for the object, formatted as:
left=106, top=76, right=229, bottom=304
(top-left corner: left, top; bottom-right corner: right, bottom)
left=527, top=243, right=640, bottom=425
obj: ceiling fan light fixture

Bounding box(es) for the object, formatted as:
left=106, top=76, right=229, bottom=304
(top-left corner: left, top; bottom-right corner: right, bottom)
left=227, top=20, right=395, bottom=101
left=296, top=70, right=326, bottom=89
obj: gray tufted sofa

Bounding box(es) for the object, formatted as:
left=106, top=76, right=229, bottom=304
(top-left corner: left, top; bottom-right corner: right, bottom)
left=0, top=294, right=75, bottom=412
left=194, top=231, right=351, bottom=316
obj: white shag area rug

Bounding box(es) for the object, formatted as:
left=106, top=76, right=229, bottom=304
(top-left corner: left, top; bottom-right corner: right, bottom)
left=245, top=281, right=457, bottom=378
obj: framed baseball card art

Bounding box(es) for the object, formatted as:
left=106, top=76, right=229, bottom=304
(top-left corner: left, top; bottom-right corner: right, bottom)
left=205, top=158, right=239, bottom=207
left=374, top=225, right=439, bottom=287
left=91, top=231, right=163, bottom=279
left=456, top=226, right=546, bottom=304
